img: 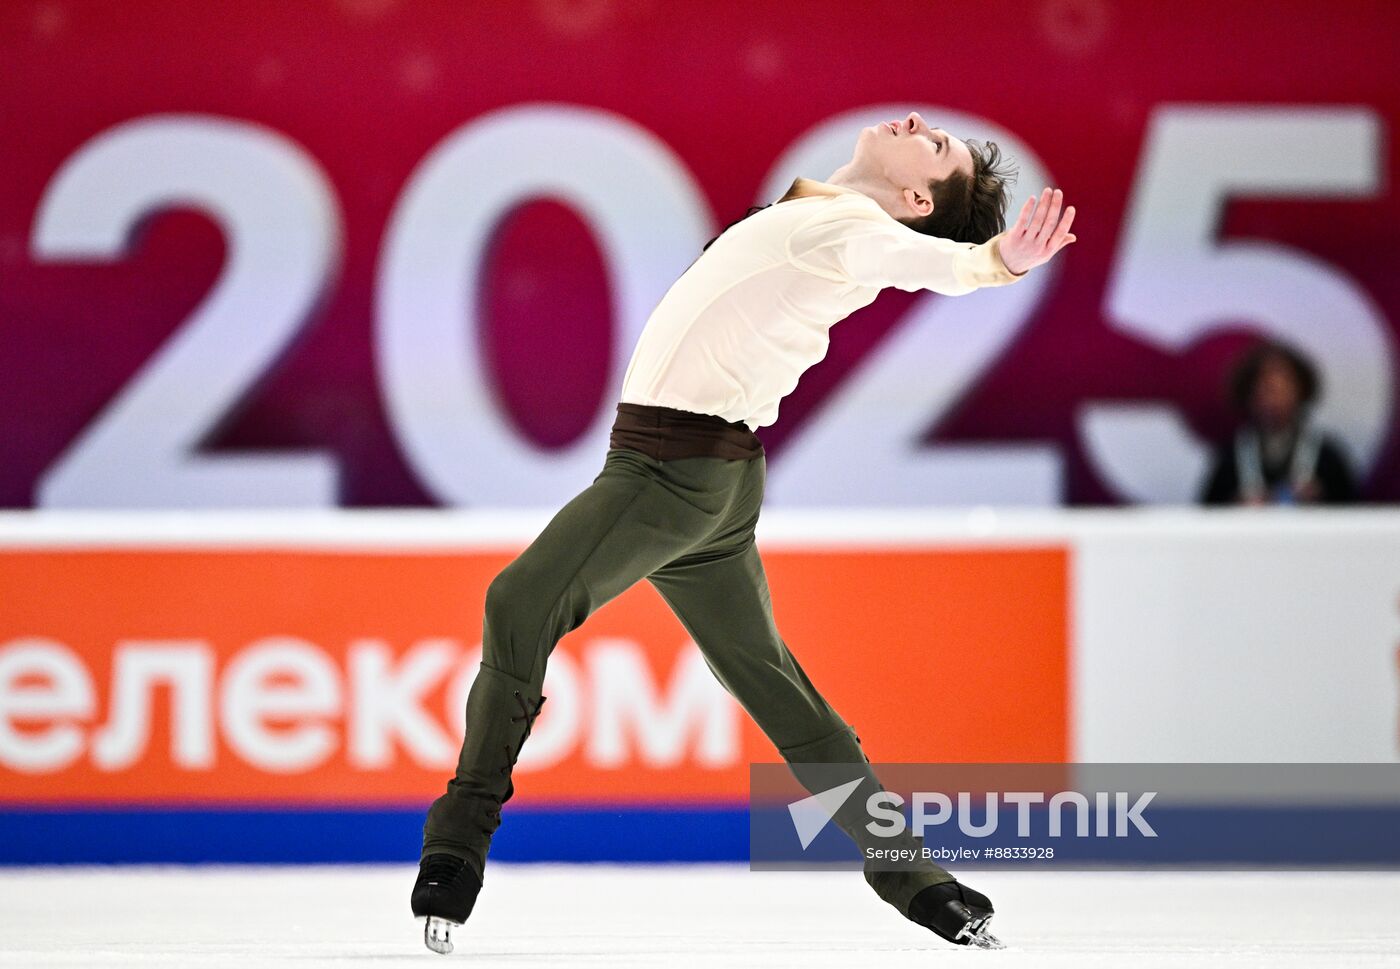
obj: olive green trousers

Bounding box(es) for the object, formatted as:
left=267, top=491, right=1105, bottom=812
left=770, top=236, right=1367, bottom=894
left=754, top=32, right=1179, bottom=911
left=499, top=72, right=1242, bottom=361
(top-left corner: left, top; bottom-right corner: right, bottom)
left=422, top=447, right=950, bottom=915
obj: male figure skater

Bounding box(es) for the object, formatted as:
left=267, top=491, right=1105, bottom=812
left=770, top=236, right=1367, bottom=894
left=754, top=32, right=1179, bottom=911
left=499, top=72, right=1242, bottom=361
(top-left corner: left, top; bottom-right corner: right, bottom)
left=412, top=111, right=1077, bottom=953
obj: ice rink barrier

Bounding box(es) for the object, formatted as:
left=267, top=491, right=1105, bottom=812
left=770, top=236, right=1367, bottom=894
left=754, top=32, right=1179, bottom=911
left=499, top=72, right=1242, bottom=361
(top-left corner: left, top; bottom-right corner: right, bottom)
left=1, top=509, right=1397, bottom=863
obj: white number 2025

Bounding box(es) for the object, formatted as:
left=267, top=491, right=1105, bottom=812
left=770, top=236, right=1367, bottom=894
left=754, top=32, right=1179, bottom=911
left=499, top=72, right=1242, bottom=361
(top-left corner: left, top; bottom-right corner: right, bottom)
left=30, top=106, right=1392, bottom=507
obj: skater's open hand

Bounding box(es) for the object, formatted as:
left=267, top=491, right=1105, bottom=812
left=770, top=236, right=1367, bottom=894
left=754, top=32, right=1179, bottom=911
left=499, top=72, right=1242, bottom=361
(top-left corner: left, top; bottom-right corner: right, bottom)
left=997, top=188, right=1077, bottom=276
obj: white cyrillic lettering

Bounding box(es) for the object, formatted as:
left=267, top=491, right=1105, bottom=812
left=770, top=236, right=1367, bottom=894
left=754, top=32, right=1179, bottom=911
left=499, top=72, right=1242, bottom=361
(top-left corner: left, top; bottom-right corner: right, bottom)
left=220, top=637, right=341, bottom=772
left=348, top=638, right=456, bottom=768
left=92, top=640, right=214, bottom=770
left=0, top=638, right=94, bottom=773
left=587, top=640, right=738, bottom=768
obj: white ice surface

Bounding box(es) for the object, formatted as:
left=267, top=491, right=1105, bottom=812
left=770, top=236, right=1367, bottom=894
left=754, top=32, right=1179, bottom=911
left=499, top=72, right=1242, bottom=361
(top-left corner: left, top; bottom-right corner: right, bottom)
left=1, top=865, right=1398, bottom=968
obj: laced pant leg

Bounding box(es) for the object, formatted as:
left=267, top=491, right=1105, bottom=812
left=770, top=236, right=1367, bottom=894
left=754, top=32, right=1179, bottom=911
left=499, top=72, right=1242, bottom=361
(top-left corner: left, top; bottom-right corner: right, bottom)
left=423, top=449, right=742, bottom=871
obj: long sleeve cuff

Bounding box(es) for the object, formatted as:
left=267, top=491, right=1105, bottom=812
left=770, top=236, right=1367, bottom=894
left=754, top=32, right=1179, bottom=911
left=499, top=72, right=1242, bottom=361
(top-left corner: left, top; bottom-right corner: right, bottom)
left=953, top=232, right=1026, bottom=289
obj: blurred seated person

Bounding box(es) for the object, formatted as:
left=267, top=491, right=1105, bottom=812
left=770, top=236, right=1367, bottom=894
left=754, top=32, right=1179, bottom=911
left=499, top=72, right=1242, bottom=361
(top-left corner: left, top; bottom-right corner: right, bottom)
left=1200, top=341, right=1358, bottom=505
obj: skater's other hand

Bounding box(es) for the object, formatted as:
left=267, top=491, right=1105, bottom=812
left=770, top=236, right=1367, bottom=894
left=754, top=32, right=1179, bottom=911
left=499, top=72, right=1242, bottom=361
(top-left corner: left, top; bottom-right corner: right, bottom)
left=997, top=187, right=1077, bottom=275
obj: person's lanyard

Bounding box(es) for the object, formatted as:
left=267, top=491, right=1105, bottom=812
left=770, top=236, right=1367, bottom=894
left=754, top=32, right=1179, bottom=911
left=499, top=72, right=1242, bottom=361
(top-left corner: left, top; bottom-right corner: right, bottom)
left=1235, top=421, right=1322, bottom=503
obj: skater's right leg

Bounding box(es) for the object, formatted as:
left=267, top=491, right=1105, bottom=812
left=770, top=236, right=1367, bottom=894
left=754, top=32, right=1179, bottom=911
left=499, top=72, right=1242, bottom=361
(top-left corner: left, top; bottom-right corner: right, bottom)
left=414, top=448, right=751, bottom=948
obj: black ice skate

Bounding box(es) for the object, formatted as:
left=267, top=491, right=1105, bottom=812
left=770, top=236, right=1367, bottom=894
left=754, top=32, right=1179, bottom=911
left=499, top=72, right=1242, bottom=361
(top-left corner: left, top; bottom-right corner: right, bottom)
left=411, top=853, right=483, bottom=955
left=907, top=880, right=1005, bottom=949
left=416, top=667, right=549, bottom=954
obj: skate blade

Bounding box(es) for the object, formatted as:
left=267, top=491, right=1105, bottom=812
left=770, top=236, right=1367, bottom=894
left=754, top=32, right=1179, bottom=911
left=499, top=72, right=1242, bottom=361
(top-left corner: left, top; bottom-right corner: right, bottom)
left=422, top=916, right=457, bottom=955
left=957, top=914, right=1006, bottom=950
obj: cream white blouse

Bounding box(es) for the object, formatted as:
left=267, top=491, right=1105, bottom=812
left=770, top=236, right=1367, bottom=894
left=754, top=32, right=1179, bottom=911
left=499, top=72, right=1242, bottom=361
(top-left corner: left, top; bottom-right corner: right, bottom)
left=619, top=178, right=1024, bottom=431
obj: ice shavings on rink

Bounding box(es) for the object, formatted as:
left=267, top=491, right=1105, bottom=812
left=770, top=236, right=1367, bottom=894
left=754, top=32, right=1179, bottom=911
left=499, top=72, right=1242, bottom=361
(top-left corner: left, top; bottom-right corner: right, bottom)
left=1, top=865, right=1398, bottom=968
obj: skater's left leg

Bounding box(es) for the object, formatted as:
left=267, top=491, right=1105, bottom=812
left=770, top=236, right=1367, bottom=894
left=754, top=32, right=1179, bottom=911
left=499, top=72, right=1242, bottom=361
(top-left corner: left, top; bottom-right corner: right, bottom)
left=646, top=463, right=1000, bottom=946
left=649, top=541, right=957, bottom=905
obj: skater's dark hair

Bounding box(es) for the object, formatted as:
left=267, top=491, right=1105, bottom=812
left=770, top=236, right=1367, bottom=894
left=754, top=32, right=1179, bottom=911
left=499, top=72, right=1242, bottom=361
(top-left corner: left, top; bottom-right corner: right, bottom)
left=1229, top=340, right=1320, bottom=415
left=901, top=139, right=1016, bottom=245
left=702, top=140, right=1016, bottom=253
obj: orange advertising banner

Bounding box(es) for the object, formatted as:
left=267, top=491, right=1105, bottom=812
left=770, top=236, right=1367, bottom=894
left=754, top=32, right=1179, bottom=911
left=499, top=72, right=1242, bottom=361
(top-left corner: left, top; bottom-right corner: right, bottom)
left=0, top=546, right=1068, bottom=805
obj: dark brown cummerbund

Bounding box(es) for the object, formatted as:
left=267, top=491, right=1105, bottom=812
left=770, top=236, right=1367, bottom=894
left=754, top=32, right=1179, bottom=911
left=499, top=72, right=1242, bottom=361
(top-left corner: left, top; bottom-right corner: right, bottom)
left=609, top=402, right=764, bottom=461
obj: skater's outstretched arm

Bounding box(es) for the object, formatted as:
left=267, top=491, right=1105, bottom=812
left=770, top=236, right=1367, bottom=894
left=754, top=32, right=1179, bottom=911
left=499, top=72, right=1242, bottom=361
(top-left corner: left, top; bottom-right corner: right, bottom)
left=793, top=186, right=1078, bottom=296
left=996, top=186, right=1077, bottom=275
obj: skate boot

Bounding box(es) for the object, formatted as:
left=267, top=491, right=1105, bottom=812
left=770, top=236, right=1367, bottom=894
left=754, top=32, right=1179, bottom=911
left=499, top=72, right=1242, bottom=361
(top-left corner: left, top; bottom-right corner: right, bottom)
left=779, top=727, right=1005, bottom=949
left=411, top=853, right=483, bottom=954
left=907, top=879, right=1004, bottom=949
left=415, top=663, right=546, bottom=955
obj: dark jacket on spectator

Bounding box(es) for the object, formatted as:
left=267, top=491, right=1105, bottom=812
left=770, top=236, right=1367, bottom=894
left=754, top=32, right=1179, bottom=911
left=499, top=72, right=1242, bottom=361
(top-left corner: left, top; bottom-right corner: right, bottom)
left=1201, top=425, right=1358, bottom=505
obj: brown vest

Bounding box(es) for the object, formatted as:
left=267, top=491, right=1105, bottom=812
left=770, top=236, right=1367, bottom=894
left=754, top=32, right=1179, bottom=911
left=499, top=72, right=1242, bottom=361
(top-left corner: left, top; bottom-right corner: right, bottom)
left=608, top=403, right=764, bottom=461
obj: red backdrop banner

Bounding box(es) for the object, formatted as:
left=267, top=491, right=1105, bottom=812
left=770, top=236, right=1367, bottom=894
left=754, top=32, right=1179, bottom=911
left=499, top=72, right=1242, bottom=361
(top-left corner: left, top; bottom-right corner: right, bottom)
left=2, top=0, right=1397, bottom=507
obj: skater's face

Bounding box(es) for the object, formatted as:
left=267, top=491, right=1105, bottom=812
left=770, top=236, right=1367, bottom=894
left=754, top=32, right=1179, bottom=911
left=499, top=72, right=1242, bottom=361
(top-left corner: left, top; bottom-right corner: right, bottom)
left=853, top=111, right=975, bottom=220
